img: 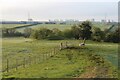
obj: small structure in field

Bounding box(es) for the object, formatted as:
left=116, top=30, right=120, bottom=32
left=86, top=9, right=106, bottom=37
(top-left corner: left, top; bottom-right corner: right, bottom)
left=79, top=38, right=86, bottom=47
left=60, top=42, right=63, bottom=50
left=65, top=41, right=68, bottom=48
left=60, top=42, right=68, bottom=50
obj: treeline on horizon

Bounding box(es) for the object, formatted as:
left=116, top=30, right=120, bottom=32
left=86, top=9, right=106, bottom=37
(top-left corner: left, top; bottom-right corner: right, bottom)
left=1, top=21, right=120, bottom=43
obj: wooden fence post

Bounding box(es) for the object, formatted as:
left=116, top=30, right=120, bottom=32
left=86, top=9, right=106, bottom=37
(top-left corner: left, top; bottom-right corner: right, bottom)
left=6, top=59, right=9, bottom=72
left=42, top=54, right=44, bottom=61
left=50, top=52, right=51, bottom=57
left=46, top=54, right=47, bottom=60
left=29, top=56, right=31, bottom=65
left=23, top=58, right=25, bottom=68
left=38, top=55, right=41, bottom=63
left=35, top=56, right=37, bottom=64
left=60, top=43, right=63, bottom=50
left=16, top=59, right=18, bottom=70
left=48, top=53, right=50, bottom=58
left=54, top=48, right=56, bottom=54
left=34, top=56, right=36, bottom=64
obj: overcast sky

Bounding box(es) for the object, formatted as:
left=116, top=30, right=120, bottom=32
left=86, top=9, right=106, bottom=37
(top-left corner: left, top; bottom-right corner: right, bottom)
left=0, top=0, right=119, bottom=21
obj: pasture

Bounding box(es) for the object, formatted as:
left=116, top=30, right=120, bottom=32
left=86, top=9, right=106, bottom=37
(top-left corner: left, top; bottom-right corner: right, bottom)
left=1, top=22, right=118, bottom=78
left=2, top=38, right=118, bottom=78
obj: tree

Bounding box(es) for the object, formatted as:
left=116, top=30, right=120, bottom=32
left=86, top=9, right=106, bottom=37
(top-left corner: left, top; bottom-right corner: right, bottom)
left=92, top=27, right=105, bottom=42
left=52, top=28, right=62, bottom=36
left=104, top=28, right=120, bottom=43
left=112, top=28, right=120, bottom=43
left=62, top=29, right=73, bottom=39
left=24, top=28, right=32, bottom=38
left=30, top=28, right=52, bottom=40
left=30, top=30, right=39, bottom=39
left=2, top=28, right=23, bottom=37
left=79, top=21, right=92, bottom=40
left=47, top=28, right=64, bottom=40
left=71, top=25, right=81, bottom=39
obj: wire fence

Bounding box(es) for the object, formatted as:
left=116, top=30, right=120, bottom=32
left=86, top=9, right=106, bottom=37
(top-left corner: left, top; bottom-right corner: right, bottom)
left=2, top=47, right=59, bottom=73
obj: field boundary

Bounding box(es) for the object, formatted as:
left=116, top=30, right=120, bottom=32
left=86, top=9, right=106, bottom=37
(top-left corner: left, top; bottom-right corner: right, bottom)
left=2, top=47, right=59, bottom=73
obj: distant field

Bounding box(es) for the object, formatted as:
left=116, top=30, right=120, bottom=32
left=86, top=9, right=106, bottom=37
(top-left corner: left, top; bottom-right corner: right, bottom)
left=1, top=23, right=116, bottom=32
left=15, top=24, right=72, bottom=32
left=2, top=38, right=118, bottom=78
left=0, top=24, right=28, bottom=28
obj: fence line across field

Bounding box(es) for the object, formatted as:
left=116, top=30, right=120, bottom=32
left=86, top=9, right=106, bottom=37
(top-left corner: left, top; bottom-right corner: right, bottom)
left=2, top=47, right=58, bottom=73
left=2, top=42, right=76, bottom=73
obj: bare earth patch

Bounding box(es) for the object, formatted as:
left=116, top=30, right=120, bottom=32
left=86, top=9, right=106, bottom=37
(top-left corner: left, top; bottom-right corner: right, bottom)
left=79, top=66, right=111, bottom=78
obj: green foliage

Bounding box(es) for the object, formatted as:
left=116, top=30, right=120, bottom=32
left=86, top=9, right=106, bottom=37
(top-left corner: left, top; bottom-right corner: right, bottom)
left=70, top=21, right=92, bottom=40
left=24, top=28, right=32, bottom=38
left=2, top=28, right=23, bottom=37
left=52, top=28, right=62, bottom=36
left=47, top=28, right=64, bottom=40
left=79, top=21, right=92, bottom=39
left=47, top=34, right=64, bottom=40
left=71, top=25, right=81, bottom=39
left=31, top=28, right=52, bottom=40
left=62, top=29, right=73, bottom=39
left=104, top=28, right=120, bottom=43
left=92, top=27, right=105, bottom=42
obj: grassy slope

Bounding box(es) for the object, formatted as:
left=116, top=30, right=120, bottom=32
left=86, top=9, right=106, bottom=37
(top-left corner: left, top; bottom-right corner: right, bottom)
left=2, top=38, right=118, bottom=78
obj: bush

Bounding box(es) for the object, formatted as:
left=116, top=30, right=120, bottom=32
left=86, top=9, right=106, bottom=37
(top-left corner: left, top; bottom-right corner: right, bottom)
left=24, top=28, right=32, bottom=38
left=62, top=29, right=73, bottom=39
left=30, top=28, right=52, bottom=40
left=47, top=34, right=64, bottom=40
left=104, top=28, right=120, bottom=43
left=2, top=28, right=23, bottom=37
left=92, top=27, right=105, bottom=42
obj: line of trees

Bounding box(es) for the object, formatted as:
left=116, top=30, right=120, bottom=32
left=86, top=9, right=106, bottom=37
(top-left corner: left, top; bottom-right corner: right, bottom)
left=30, top=21, right=92, bottom=40
left=2, top=28, right=23, bottom=37
left=1, top=21, right=119, bottom=43
left=29, top=21, right=119, bottom=43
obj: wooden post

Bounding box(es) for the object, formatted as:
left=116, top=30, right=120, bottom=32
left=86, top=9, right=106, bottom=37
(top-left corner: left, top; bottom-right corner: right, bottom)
left=46, top=54, right=48, bottom=59
left=49, top=53, right=50, bottom=57
left=60, top=43, right=63, bottom=50
left=6, top=59, right=9, bottom=72
left=43, top=54, right=44, bottom=61
left=36, top=56, right=37, bottom=64
left=29, top=56, right=31, bottom=65
left=23, top=58, right=25, bottom=68
left=49, top=52, right=51, bottom=57
left=16, top=59, right=18, bottom=70
left=83, top=38, right=86, bottom=44
left=65, top=41, right=68, bottom=48
left=48, top=53, right=49, bottom=58
left=39, top=56, right=40, bottom=63
left=35, top=56, right=36, bottom=64
left=51, top=52, right=53, bottom=56
left=54, top=48, right=56, bottom=54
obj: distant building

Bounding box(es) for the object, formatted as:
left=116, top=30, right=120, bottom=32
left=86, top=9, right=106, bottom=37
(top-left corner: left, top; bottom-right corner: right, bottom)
left=27, top=18, right=34, bottom=24
left=91, top=19, right=95, bottom=22
left=101, top=19, right=106, bottom=23
left=108, top=19, right=111, bottom=23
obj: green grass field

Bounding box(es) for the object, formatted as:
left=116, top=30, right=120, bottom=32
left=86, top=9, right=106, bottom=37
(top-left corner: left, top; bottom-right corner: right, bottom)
left=2, top=38, right=118, bottom=78
left=1, top=22, right=118, bottom=78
